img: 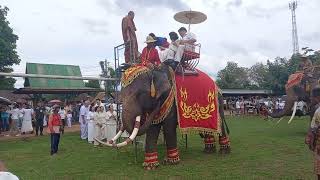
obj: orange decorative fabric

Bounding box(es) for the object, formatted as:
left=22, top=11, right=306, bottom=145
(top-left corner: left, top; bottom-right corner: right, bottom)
left=285, top=72, right=304, bottom=90
left=121, top=65, right=149, bottom=88
left=175, top=69, right=221, bottom=135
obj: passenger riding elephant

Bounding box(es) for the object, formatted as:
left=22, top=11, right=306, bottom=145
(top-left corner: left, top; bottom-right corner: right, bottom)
left=97, top=64, right=231, bottom=170
left=269, top=68, right=320, bottom=122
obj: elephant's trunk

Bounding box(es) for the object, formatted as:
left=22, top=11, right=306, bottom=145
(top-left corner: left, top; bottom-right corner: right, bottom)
left=268, top=98, right=296, bottom=118
left=137, top=102, right=161, bottom=136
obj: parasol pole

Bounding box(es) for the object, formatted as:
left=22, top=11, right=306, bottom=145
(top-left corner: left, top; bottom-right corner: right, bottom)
left=188, top=9, right=191, bottom=31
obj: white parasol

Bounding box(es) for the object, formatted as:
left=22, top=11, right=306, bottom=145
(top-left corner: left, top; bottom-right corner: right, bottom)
left=174, top=10, right=207, bottom=31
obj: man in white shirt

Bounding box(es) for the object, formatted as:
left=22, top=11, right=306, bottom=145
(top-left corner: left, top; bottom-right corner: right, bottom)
left=9, top=105, right=20, bottom=136
left=174, top=27, right=197, bottom=62
left=0, top=160, right=19, bottom=180
left=235, top=100, right=241, bottom=116
left=79, top=100, right=90, bottom=140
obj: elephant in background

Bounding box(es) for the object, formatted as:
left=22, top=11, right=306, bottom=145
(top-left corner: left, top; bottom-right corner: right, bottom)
left=98, top=64, right=231, bottom=170
left=269, top=67, right=320, bottom=122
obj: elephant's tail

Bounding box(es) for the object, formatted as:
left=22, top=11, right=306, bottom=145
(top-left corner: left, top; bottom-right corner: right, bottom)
left=222, top=117, right=230, bottom=135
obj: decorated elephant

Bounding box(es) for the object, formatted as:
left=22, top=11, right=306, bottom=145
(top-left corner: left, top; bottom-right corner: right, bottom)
left=96, top=64, right=231, bottom=170
left=269, top=67, right=320, bottom=122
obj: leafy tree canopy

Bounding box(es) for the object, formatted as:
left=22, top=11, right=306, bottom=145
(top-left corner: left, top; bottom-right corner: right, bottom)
left=216, top=49, right=319, bottom=95
left=0, top=6, right=20, bottom=89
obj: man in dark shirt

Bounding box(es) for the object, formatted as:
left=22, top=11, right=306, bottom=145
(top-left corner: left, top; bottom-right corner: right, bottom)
left=34, top=102, right=46, bottom=136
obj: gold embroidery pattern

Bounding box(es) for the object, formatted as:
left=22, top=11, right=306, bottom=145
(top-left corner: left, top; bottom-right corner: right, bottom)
left=121, top=66, right=149, bottom=88
left=179, top=88, right=216, bottom=121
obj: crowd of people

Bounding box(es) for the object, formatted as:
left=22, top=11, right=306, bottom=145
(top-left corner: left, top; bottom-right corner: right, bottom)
left=224, top=96, right=285, bottom=118
left=78, top=99, right=117, bottom=147
left=0, top=102, right=74, bottom=137
left=0, top=98, right=118, bottom=152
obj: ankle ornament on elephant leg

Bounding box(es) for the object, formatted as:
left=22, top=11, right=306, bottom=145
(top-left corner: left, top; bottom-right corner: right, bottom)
left=219, top=136, right=231, bottom=154
left=163, top=148, right=180, bottom=165
left=203, top=135, right=216, bottom=154
left=143, top=152, right=160, bottom=170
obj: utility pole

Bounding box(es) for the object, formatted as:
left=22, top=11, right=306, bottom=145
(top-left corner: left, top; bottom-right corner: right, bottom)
left=99, top=60, right=110, bottom=103
left=289, top=1, right=299, bottom=55
left=104, top=59, right=111, bottom=103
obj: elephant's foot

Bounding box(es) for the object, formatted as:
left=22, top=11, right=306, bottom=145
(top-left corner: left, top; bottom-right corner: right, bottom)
left=163, top=148, right=180, bottom=165
left=143, top=152, right=160, bottom=170
left=219, top=145, right=231, bottom=154
left=203, top=145, right=216, bottom=154
left=143, top=164, right=159, bottom=170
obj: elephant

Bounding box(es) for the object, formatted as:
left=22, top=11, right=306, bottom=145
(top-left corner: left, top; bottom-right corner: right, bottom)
left=269, top=67, right=320, bottom=122
left=97, top=64, right=231, bottom=170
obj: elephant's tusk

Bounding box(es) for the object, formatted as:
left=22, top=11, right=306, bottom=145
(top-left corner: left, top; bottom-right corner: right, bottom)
left=276, top=117, right=283, bottom=124
left=94, top=126, right=125, bottom=147
left=98, top=116, right=141, bottom=148
left=288, top=102, right=298, bottom=124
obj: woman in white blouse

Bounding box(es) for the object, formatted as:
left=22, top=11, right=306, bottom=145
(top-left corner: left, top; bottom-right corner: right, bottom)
left=105, top=105, right=117, bottom=141
left=87, top=105, right=95, bottom=143
left=93, top=106, right=107, bottom=146
left=21, top=104, right=34, bottom=134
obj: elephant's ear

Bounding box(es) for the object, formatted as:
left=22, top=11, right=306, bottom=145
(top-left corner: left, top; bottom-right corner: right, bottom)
left=152, top=69, right=171, bottom=101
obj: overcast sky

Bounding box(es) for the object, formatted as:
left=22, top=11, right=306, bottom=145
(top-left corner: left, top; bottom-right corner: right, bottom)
left=1, top=0, right=320, bottom=87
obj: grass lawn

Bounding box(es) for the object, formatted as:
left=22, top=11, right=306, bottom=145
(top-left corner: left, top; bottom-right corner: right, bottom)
left=0, top=116, right=315, bottom=180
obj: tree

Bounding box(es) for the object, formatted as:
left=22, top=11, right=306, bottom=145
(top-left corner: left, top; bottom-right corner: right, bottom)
left=85, top=80, right=101, bottom=89
left=263, top=57, right=291, bottom=95
left=308, top=51, right=320, bottom=65
left=216, top=61, right=250, bottom=89
left=0, top=6, right=20, bottom=89
left=249, top=62, right=268, bottom=88
left=105, top=67, right=116, bottom=93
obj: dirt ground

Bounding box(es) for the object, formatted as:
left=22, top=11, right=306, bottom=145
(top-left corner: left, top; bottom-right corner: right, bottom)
left=0, top=124, right=80, bottom=141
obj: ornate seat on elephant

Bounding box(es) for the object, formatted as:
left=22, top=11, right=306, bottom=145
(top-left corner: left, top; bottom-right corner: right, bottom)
left=176, top=43, right=201, bottom=76
left=181, top=43, right=201, bottom=71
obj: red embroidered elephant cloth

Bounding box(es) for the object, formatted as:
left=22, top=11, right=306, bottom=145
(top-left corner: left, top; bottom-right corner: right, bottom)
left=174, top=70, right=221, bottom=135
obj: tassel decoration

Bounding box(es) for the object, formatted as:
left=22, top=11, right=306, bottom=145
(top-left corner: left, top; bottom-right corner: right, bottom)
left=151, top=79, right=156, bottom=98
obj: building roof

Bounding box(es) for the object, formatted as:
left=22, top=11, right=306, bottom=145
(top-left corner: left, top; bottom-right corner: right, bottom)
left=0, top=90, right=31, bottom=101
left=221, top=89, right=273, bottom=95
left=24, top=63, right=85, bottom=89
left=13, top=88, right=102, bottom=94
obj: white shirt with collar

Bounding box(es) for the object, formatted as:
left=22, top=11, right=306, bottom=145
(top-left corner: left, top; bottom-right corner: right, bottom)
left=182, top=32, right=197, bottom=41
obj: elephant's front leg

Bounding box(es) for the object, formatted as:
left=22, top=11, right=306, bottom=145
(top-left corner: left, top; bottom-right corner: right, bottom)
left=162, top=116, right=180, bottom=165
left=143, top=124, right=161, bottom=170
